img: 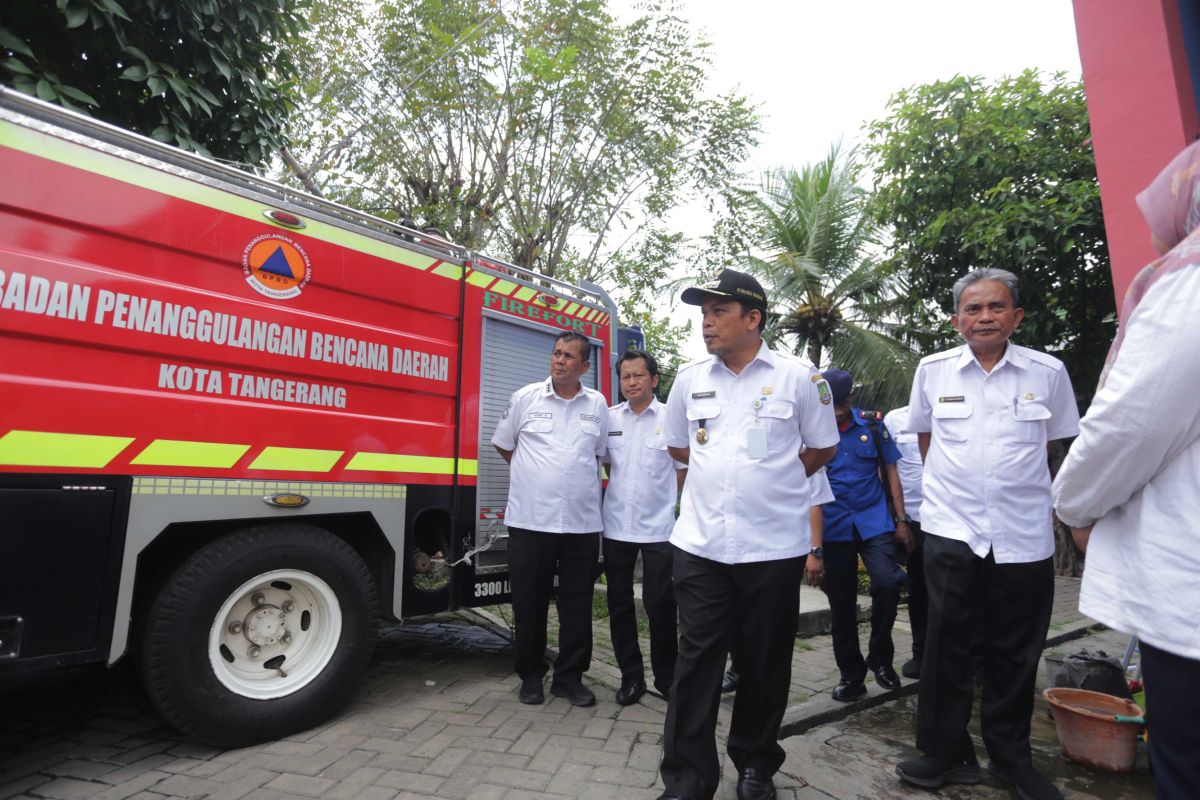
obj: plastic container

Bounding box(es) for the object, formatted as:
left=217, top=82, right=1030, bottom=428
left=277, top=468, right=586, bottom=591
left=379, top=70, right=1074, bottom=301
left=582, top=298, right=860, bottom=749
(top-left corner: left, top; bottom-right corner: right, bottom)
left=1043, top=687, right=1144, bottom=773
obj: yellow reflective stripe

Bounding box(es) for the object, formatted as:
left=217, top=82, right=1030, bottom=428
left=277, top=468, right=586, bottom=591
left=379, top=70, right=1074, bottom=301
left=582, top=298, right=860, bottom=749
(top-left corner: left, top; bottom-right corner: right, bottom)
left=432, top=262, right=463, bottom=279
left=248, top=447, right=342, bottom=472
left=587, top=308, right=602, bottom=321
left=0, top=429, right=133, bottom=468
left=513, top=286, right=536, bottom=301
left=457, top=459, right=478, bottom=476
left=347, top=452, right=459, bottom=474
left=132, top=476, right=407, bottom=498
left=466, top=269, right=495, bottom=288
left=0, top=120, right=450, bottom=279
left=131, top=439, right=250, bottom=468
left=562, top=302, right=580, bottom=315
left=490, top=279, right=518, bottom=295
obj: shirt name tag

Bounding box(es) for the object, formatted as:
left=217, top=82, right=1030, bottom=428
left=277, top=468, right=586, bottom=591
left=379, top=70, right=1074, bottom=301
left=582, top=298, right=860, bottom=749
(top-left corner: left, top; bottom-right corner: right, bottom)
left=938, top=395, right=965, bottom=403
left=529, top=411, right=552, bottom=419
left=608, top=430, right=623, bottom=436
left=580, top=414, right=601, bottom=423
left=691, top=390, right=716, bottom=399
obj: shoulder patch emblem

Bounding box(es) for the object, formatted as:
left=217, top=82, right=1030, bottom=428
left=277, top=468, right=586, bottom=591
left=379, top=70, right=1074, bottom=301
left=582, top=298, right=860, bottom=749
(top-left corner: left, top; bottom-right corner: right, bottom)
left=816, top=379, right=832, bottom=405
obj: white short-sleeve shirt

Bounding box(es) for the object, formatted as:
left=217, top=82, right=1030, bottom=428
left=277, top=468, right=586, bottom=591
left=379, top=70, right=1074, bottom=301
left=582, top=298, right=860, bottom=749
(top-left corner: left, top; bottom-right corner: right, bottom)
left=883, top=406, right=924, bottom=523
left=491, top=377, right=609, bottom=533
left=666, top=341, right=839, bottom=564
left=602, top=398, right=686, bottom=543
left=907, top=343, right=1080, bottom=562
left=809, top=466, right=834, bottom=505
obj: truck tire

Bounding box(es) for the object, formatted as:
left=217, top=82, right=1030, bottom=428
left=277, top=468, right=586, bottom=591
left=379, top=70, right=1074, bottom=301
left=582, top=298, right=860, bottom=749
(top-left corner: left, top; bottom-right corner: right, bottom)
left=140, top=523, right=379, bottom=746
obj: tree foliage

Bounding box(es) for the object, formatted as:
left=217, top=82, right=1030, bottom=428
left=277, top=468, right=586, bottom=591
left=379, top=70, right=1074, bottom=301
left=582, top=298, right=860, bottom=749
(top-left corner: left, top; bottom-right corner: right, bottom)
left=733, top=145, right=918, bottom=410
left=866, top=71, right=1113, bottom=407
left=0, top=0, right=307, bottom=164
left=284, top=0, right=759, bottom=286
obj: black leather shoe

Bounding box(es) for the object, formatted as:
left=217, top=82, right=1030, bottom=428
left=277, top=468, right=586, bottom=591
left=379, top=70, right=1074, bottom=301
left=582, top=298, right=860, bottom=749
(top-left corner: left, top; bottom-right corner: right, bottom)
left=550, top=679, right=596, bottom=707
left=721, top=668, right=739, bottom=693
left=870, top=662, right=902, bottom=690
left=518, top=676, right=544, bottom=705
left=831, top=678, right=867, bottom=702
left=988, top=760, right=1064, bottom=800
left=895, top=754, right=982, bottom=788
left=901, top=657, right=921, bottom=679
left=654, top=680, right=672, bottom=697
left=736, top=767, right=776, bottom=800
left=616, top=679, right=646, bottom=706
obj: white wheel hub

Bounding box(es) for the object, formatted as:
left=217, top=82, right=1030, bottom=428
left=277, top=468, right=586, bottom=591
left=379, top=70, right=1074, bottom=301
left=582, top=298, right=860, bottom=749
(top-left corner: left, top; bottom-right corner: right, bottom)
left=208, top=569, right=342, bottom=699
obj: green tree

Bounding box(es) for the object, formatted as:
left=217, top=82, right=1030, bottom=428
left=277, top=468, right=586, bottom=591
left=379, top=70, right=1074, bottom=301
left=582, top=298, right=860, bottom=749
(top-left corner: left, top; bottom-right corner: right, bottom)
left=866, top=71, right=1113, bottom=407
left=283, top=0, right=758, bottom=285
left=739, top=145, right=919, bottom=410
left=0, top=0, right=307, bottom=164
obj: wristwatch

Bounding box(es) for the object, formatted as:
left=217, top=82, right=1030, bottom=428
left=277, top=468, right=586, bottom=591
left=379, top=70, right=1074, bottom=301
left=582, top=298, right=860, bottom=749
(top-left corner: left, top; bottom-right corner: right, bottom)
left=810, top=546, right=824, bottom=559
left=894, top=514, right=909, bottom=525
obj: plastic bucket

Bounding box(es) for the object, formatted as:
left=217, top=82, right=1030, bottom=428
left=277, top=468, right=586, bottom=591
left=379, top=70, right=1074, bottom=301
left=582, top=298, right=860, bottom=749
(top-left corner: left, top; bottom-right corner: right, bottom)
left=1043, top=687, right=1143, bottom=773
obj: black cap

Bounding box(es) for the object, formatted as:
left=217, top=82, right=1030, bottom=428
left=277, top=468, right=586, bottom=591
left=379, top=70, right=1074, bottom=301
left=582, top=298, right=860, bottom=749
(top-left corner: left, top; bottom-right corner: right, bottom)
left=681, top=269, right=767, bottom=313
left=821, top=368, right=852, bottom=405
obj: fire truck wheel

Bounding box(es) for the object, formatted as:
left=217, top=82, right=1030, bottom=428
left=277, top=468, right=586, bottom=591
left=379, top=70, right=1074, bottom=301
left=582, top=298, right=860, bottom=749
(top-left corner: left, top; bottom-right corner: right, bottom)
left=140, top=524, right=379, bottom=747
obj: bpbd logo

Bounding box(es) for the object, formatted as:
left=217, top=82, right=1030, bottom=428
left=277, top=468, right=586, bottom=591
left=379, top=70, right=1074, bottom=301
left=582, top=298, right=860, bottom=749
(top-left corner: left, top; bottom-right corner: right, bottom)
left=242, top=234, right=312, bottom=299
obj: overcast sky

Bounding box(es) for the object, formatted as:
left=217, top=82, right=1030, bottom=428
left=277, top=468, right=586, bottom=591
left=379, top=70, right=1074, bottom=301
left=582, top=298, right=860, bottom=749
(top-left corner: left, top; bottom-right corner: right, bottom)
left=612, top=0, right=1085, bottom=360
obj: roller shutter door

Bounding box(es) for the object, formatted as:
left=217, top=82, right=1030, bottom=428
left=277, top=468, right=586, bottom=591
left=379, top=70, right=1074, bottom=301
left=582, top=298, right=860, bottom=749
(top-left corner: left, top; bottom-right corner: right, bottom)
left=475, top=316, right=600, bottom=572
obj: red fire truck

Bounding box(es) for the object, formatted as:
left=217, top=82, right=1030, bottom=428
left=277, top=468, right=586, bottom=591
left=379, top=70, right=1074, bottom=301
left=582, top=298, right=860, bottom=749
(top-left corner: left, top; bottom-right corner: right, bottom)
left=0, top=87, right=625, bottom=745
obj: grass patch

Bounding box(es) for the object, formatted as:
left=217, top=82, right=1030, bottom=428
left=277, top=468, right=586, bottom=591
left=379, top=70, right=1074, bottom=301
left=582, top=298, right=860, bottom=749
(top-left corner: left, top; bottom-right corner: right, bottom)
left=592, top=588, right=609, bottom=620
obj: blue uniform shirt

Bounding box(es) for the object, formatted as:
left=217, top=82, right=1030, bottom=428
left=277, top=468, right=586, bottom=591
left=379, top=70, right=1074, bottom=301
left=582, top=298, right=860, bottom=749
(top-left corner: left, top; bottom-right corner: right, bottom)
left=823, top=408, right=901, bottom=542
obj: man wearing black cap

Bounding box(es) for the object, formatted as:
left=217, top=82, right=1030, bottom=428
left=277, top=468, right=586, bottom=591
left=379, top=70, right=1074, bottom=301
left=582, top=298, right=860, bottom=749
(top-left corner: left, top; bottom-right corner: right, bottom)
left=657, top=269, right=839, bottom=800
left=818, top=368, right=910, bottom=703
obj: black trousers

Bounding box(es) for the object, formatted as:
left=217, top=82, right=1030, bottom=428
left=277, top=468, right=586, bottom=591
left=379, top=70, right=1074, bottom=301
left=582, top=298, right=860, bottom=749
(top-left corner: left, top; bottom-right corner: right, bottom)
left=660, top=547, right=803, bottom=800
left=1139, top=641, right=1200, bottom=800
left=821, top=529, right=906, bottom=681
left=904, top=521, right=928, bottom=661
left=916, top=532, right=1053, bottom=766
left=603, top=537, right=677, bottom=693
left=507, top=527, right=599, bottom=684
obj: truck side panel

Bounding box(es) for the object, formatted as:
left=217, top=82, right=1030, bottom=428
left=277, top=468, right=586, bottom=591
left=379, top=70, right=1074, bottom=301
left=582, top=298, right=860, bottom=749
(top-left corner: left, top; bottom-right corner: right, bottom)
left=0, top=114, right=464, bottom=485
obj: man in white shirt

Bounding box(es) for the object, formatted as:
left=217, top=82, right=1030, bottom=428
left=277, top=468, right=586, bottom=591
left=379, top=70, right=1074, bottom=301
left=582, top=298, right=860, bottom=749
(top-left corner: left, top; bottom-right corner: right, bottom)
left=883, top=405, right=927, bottom=679
left=895, top=269, right=1079, bottom=800
left=492, top=331, right=609, bottom=708
left=602, top=349, right=687, bottom=706
left=657, top=269, right=838, bottom=800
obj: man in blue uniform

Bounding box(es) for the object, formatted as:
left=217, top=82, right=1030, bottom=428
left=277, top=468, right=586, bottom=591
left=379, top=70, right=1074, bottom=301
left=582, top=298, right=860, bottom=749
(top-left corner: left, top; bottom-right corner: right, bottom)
left=819, top=369, right=912, bottom=701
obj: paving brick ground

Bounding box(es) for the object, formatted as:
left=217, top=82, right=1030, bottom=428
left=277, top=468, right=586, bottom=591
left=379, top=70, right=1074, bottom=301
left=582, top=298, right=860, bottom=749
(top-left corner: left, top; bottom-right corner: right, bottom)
left=0, top=579, right=1091, bottom=800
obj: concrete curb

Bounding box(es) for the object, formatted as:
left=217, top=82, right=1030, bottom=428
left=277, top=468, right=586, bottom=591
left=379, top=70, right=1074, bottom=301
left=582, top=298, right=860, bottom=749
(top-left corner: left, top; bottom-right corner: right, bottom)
left=777, top=618, right=1106, bottom=738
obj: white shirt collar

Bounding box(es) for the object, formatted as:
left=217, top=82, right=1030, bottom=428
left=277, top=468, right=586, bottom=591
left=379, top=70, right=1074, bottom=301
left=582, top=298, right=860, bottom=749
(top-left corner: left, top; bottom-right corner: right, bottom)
left=619, top=397, right=662, bottom=417
left=956, top=341, right=1029, bottom=373
left=711, top=338, right=775, bottom=374
left=541, top=375, right=586, bottom=399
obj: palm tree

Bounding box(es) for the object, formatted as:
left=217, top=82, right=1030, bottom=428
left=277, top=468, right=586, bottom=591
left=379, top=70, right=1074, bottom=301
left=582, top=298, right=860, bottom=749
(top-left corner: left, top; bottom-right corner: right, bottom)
left=743, top=144, right=919, bottom=410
